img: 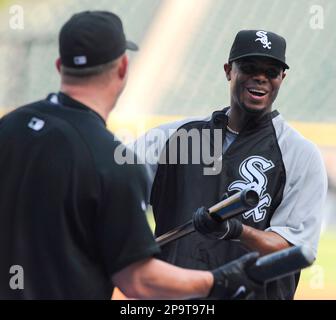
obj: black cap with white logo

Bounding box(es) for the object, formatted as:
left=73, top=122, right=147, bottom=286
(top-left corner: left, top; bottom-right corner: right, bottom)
left=229, top=30, right=289, bottom=69
left=59, top=11, right=138, bottom=68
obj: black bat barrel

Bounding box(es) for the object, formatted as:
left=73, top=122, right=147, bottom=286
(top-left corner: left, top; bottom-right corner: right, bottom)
left=247, top=246, right=315, bottom=283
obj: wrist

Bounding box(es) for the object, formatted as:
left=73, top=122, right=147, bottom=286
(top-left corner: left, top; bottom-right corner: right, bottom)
left=223, top=219, right=243, bottom=240
left=205, top=271, right=215, bottom=298
left=237, top=223, right=247, bottom=239
left=235, top=220, right=244, bottom=239
left=207, top=270, right=229, bottom=300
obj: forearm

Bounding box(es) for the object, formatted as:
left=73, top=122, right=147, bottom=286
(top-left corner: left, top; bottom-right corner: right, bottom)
left=239, top=225, right=291, bottom=256
left=112, top=258, right=213, bottom=300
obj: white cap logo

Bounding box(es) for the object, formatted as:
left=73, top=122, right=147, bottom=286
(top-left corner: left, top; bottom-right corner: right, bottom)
left=255, top=31, right=272, bottom=49
left=73, top=56, right=87, bottom=65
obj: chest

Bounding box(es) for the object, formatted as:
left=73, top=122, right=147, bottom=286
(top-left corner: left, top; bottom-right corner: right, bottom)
left=156, top=129, right=286, bottom=230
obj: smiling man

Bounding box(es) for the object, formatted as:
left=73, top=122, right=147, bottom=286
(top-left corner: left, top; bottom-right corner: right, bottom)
left=131, top=30, right=328, bottom=299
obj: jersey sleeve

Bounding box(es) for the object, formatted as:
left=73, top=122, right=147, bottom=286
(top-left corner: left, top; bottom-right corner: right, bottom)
left=265, top=143, right=328, bottom=258
left=94, top=161, right=160, bottom=276
left=127, top=117, right=207, bottom=203
left=127, top=126, right=170, bottom=194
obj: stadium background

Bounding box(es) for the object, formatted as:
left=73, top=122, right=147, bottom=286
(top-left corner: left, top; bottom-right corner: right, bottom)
left=0, top=0, right=335, bottom=299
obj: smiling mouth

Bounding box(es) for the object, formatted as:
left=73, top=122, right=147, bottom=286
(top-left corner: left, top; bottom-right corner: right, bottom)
left=246, top=88, right=267, bottom=97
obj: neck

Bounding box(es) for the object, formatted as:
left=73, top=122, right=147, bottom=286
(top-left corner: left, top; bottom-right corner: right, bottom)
left=227, top=104, right=271, bottom=132
left=60, top=84, right=118, bottom=121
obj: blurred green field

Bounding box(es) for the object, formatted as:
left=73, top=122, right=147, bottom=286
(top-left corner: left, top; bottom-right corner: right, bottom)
left=296, top=231, right=336, bottom=300
left=147, top=212, right=336, bottom=300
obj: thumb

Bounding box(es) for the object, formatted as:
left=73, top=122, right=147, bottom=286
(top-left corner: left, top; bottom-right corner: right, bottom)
left=238, top=252, right=260, bottom=268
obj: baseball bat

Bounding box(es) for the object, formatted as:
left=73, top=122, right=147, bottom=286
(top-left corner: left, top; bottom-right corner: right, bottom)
left=156, top=189, right=259, bottom=247
left=247, top=246, right=315, bottom=283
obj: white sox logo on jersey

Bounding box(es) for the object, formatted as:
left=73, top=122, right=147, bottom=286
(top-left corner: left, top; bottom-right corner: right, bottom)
left=228, top=156, right=274, bottom=222
left=255, top=31, right=272, bottom=49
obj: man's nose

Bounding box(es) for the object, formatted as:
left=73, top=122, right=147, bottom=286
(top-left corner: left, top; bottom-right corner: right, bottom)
left=252, top=72, right=268, bottom=84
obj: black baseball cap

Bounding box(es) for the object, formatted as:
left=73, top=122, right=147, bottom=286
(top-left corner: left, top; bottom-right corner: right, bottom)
left=59, top=11, right=138, bottom=68
left=229, top=30, right=289, bottom=69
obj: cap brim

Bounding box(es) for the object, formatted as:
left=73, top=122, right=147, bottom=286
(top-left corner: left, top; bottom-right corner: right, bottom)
left=126, top=40, right=139, bottom=51
left=229, top=53, right=289, bottom=69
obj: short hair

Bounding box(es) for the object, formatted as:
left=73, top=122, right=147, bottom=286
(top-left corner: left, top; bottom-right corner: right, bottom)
left=61, top=59, right=118, bottom=78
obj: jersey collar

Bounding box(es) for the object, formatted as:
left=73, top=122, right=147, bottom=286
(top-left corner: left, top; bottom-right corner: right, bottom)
left=211, top=106, right=279, bottom=133
left=47, top=92, right=106, bottom=126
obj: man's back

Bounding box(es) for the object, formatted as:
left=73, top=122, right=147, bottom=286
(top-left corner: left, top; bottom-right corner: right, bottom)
left=0, top=94, right=158, bottom=299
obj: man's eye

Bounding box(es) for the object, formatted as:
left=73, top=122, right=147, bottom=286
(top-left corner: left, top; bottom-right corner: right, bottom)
left=238, top=64, right=281, bottom=78
left=267, top=69, right=281, bottom=78
left=240, top=65, right=255, bottom=74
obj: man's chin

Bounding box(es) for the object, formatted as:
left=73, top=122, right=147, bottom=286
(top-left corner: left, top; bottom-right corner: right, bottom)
left=240, top=103, right=269, bottom=115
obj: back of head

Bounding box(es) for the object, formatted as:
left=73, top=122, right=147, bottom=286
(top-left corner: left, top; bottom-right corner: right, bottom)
left=59, top=11, right=138, bottom=80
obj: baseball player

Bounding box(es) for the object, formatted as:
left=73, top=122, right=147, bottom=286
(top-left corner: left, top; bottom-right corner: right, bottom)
left=131, top=30, right=328, bottom=299
left=0, top=11, right=263, bottom=300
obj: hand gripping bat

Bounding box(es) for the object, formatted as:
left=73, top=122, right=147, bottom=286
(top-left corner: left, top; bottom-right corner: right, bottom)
left=156, top=189, right=259, bottom=246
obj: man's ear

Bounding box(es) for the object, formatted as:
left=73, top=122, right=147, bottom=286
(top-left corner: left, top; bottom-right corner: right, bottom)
left=118, top=54, right=128, bottom=80
left=55, top=58, right=62, bottom=73
left=282, top=72, right=286, bottom=80
left=224, top=63, right=232, bottom=81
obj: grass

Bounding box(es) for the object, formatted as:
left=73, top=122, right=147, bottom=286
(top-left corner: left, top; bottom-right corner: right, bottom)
left=295, top=231, right=336, bottom=300
left=0, top=0, right=11, bottom=9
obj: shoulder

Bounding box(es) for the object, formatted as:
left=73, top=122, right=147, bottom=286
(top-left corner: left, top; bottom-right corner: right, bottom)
left=0, top=102, right=87, bottom=172
left=133, top=113, right=215, bottom=148
left=147, top=115, right=212, bottom=138
left=272, top=114, right=326, bottom=185
left=129, top=115, right=213, bottom=167
left=0, top=101, right=80, bottom=145
left=272, top=114, right=321, bottom=159
left=6, top=99, right=128, bottom=166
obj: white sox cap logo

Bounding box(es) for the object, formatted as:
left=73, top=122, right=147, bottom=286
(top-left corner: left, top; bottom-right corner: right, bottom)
left=255, top=31, right=272, bottom=49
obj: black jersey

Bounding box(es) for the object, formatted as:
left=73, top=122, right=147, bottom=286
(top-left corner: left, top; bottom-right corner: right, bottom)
left=0, top=93, right=160, bottom=299
left=131, top=107, right=327, bottom=300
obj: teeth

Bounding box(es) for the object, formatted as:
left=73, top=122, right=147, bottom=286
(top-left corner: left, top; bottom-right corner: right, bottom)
left=248, top=89, right=266, bottom=95
left=248, top=89, right=266, bottom=94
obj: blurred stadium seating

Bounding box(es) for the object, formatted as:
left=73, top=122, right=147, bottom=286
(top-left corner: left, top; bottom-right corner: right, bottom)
left=0, top=0, right=335, bottom=122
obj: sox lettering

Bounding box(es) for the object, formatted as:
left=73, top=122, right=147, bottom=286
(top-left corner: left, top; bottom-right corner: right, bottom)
left=255, top=31, right=272, bottom=49
left=228, top=156, right=274, bottom=222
